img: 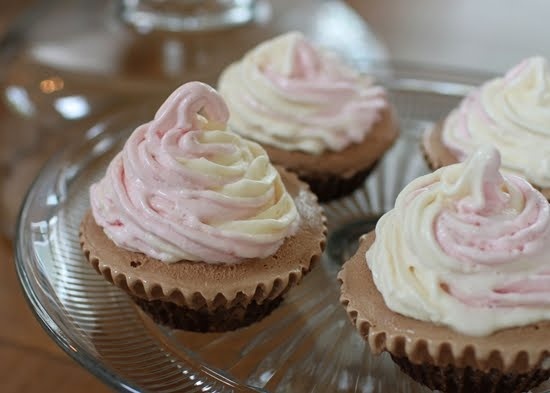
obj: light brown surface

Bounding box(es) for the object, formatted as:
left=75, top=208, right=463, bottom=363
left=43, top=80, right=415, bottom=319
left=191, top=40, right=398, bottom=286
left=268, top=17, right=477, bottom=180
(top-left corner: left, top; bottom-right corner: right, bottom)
left=338, top=232, right=550, bottom=374
left=0, top=5, right=89, bottom=390
left=0, top=236, right=111, bottom=393
left=0, top=4, right=108, bottom=391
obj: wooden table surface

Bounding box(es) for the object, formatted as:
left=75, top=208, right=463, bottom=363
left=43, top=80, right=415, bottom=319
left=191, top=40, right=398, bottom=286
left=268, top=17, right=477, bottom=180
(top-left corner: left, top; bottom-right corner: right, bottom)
left=0, top=236, right=110, bottom=392
left=0, top=4, right=110, bottom=393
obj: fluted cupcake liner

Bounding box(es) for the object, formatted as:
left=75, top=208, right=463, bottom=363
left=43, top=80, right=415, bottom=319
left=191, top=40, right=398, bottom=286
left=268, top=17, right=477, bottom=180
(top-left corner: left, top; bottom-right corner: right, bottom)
left=81, top=216, right=325, bottom=331
left=392, top=354, right=550, bottom=393
left=131, top=296, right=284, bottom=332
left=338, top=232, right=550, bottom=393
left=80, top=227, right=314, bottom=307
left=298, top=164, right=378, bottom=203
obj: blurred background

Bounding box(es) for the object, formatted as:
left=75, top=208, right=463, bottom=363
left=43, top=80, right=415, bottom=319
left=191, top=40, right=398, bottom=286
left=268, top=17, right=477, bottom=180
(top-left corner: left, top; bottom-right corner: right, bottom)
left=0, top=1, right=548, bottom=392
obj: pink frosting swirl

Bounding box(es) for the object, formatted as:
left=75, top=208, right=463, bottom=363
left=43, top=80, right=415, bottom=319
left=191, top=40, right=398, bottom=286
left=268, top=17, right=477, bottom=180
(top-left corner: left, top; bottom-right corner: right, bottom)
left=441, top=56, right=550, bottom=187
left=218, top=32, right=387, bottom=154
left=90, top=82, right=299, bottom=264
left=262, top=37, right=386, bottom=132
left=434, top=148, right=550, bottom=307
left=367, top=146, right=550, bottom=335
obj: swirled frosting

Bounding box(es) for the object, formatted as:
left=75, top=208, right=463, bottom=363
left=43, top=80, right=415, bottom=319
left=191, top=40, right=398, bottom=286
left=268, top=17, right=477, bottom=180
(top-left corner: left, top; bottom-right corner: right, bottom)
left=218, top=31, right=387, bottom=155
left=442, top=56, right=550, bottom=188
left=367, top=146, right=550, bottom=336
left=90, top=82, right=299, bottom=264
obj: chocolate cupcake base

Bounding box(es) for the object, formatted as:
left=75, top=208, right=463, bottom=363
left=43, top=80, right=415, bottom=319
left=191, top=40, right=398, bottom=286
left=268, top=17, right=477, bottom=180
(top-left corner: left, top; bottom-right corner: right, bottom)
left=392, top=355, right=550, bottom=393
left=132, top=296, right=283, bottom=332
left=299, top=163, right=378, bottom=203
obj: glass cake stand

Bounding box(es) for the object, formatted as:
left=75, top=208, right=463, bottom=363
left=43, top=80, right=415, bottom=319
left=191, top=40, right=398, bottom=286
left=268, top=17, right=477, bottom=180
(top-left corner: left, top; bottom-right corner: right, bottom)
left=15, top=67, right=550, bottom=393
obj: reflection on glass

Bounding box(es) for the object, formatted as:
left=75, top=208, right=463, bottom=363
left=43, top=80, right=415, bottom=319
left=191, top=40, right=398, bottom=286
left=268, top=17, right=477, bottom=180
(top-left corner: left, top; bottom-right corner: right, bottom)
left=54, top=96, right=90, bottom=120
left=39, top=76, right=64, bottom=94
left=119, top=0, right=259, bottom=32
left=5, top=86, right=35, bottom=117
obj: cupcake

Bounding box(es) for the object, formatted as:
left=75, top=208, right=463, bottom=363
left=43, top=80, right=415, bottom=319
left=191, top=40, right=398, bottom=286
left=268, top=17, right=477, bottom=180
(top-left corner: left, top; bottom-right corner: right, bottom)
left=423, top=56, right=550, bottom=199
left=218, top=31, right=398, bottom=202
left=339, top=146, right=550, bottom=393
left=80, top=81, right=326, bottom=332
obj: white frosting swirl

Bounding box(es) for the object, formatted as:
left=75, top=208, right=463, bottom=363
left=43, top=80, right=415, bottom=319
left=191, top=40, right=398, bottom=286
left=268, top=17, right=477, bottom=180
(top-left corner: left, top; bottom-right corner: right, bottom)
left=442, top=56, right=550, bottom=187
left=91, top=82, right=299, bottom=264
left=367, top=146, right=550, bottom=336
left=218, top=32, right=387, bottom=155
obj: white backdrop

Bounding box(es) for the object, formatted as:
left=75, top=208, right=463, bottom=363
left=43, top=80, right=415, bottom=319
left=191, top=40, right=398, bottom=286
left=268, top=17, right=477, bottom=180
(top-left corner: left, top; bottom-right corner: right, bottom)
left=348, top=0, right=550, bottom=73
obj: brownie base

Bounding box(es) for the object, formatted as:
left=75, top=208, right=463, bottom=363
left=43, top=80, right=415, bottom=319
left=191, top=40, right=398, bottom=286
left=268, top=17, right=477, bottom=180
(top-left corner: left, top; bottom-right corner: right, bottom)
left=132, top=295, right=283, bottom=332
left=392, top=355, right=550, bottom=393
left=300, top=162, right=378, bottom=202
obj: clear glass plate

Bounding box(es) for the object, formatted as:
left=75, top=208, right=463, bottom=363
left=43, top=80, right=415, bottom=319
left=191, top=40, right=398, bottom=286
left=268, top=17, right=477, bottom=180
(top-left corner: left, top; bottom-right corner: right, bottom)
left=15, top=69, right=550, bottom=393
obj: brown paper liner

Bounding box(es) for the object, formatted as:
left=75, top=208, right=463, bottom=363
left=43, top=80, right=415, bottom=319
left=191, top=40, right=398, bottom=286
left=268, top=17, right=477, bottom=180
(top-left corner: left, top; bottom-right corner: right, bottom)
left=131, top=296, right=283, bottom=332
left=263, top=108, right=399, bottom=202
left=338, top=232, right=550, bottom=391
left=297, top=163, right=378, bottom=202
left=422, top=122, right=550, bottom=200
left=80, top=168, right=327, bottom=331
left=392, top=355, right=550, bottom=393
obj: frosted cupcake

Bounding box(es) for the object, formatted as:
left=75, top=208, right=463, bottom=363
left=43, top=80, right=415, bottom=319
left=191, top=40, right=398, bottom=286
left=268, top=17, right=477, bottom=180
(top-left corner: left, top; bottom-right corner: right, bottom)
left=218, top=32, right=398, bottom=202
left=423, top=56, right=550, bottom=199
left=339, top=146, right=550, bottom=393
left=80, top=82, right=326, bottom=332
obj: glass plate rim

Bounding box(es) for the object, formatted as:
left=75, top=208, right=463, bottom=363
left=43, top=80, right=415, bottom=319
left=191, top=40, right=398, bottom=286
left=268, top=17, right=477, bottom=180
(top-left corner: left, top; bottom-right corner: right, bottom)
left=14, top=66, right=483, bottom=393
left=14, top=147, right=144, bottom=393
